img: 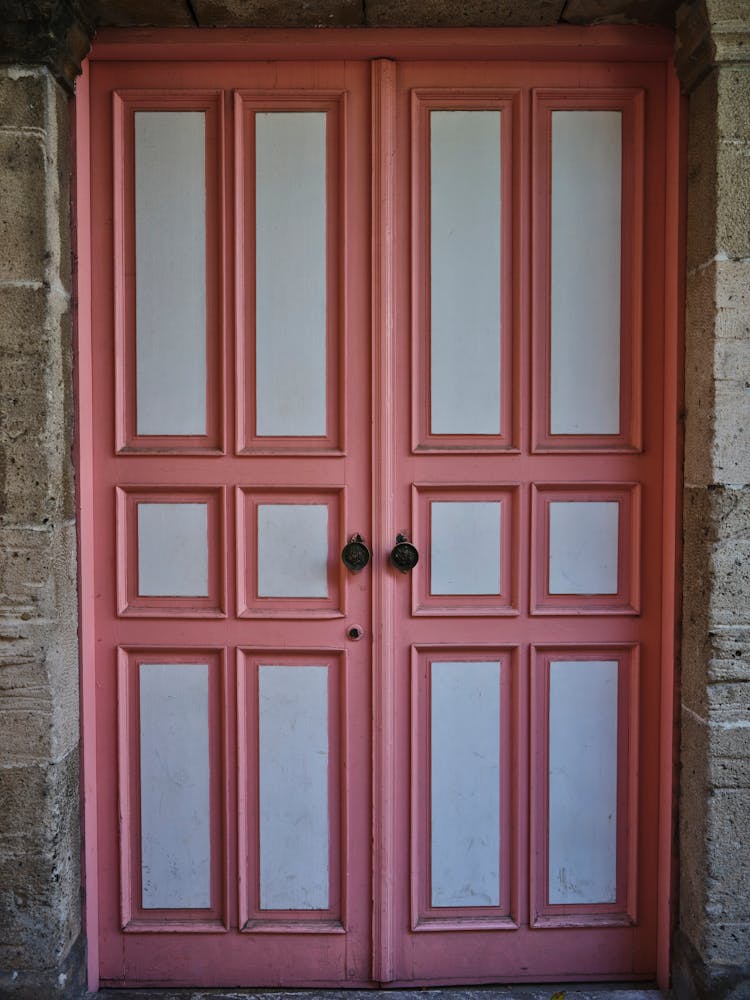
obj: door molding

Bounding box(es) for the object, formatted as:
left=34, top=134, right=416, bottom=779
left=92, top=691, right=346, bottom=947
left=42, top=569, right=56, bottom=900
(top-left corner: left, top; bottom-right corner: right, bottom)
left=75, top=30, right=684, bottom=991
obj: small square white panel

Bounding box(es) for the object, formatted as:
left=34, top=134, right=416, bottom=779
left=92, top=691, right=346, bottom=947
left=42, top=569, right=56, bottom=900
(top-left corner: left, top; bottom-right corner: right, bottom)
left=257, top=503, right=328, bottom=598
left=548, top=501, right=619, bottom=595
left=137, top=502, right=209, bottom=597
left=431, top=501, right=501, bottom=595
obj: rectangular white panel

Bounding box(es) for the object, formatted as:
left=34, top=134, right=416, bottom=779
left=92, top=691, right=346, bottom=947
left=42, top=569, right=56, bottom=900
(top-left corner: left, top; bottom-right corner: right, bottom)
left=548, top=660, right=618, bottom=904
left=431, top=501, right=501, bottom=595
left=135, top=111, right=207, bottom=436
left=551, top=111, right=622, bottom=435
left=259, top=665, right=329, bottom=909
left=257, top=503, right=328, bottom=598
left=139, top=663, right=210, bottom=908
left=431, top=661, right=501, bottom=907
left=256, top=112, right=327, bottom=437
left=431, top=111, right=501, bottom=435
left=548, top=500, right=618, bottom=595
left=137, top=502, right=209, bottom=597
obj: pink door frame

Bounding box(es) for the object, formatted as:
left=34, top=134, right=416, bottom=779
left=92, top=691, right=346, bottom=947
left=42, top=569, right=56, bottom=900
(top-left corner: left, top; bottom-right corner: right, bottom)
left=74, top=26, right=685, bottom=992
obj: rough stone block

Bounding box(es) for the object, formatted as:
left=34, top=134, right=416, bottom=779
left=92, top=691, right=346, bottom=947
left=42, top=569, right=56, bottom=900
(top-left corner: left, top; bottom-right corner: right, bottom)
left=674, top=926, right=750, bottom=1000
left=717, top=68, right=750, bottom=141
left=679, top=723, right=711, bottom=950
left=683, top=263, right=716, bottom=487
left=89, top=0, right=194, bottom=25
left=704, top=912, right=750, bottom=967
left=682, top=485, right=715, bottom=710
left=716, top=141, right=750, bottom=260
left=709, top=260, right=750, bottom=483
left=365, top=0, right=564, bottom=25
left=0, top=290, right=74, bottom=526
left=0, top=131, right=48, bottom=283
left=0, top=524, right=79, bottom=763
left=708, top=627, right=750, bottom=684
left=682, top=485, right=750, bottom=709
left=51, top=75, right=71, bottom=293
left=0, top=69, right=47, bottom=130
left=0, top=284, right=52, bottom=357
left=0, top=359, right=72, bottom=524
left=714, top=382, right=750, bottom=485
left=706, top=0, right=750, bottom=18
left=708, top=488, right=750, bottom=627
left=686, top=69, right=718, bottom=271
left=561, top=0, right=676, bottom=26
left=192, top=0, right=362, bottom=26
left=705, top=702, right=750, bottom=749
left=0, top=750, right=80, bottom=971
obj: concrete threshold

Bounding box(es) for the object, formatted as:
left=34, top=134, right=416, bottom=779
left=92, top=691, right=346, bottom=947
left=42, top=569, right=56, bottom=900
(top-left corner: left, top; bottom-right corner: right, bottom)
left=90, top=986, right=665, bottom=1000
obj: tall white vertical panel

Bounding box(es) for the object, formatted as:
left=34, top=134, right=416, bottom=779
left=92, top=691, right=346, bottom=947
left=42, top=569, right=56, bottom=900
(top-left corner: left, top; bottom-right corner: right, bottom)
left=257, top=504, right=328, bottom=598
left=431, top=111, right=501, bottom=435
left=256, top=113, right=327, bottom=437
left=139, top=663, right=211, bottom=908
left=548, top=660, right=618, bottom=904
left=548, top=500, right=619, bottom=595
left=431, top=501, right=501, bottom=595
left=550, top=111, right=622, bottom=435
left=137, top=502, right=209, bottom=597
left=431, top=661, right=501, bottom=907
left=135, top=112, right=207, bottom=436
left=259, top=665, right=329, bottom=909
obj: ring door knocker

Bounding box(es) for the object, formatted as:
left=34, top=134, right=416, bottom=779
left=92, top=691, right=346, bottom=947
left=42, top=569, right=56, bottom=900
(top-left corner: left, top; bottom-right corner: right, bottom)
left=341, top=533, right=371, bottom=574
left=390, top=533, right=419, bottom=573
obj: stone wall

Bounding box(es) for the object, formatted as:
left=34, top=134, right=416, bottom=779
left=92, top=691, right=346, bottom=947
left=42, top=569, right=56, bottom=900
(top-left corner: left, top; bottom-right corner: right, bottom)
left=0, top=0, right=748, bottom=996
left=674, top=1, right=750, bottom=996
left=0, top=66, right=83, bottom=999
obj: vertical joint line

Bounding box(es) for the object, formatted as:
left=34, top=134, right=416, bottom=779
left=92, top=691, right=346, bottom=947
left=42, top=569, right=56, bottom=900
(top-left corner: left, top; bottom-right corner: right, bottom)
left=370, top=56, right=397, bottom=987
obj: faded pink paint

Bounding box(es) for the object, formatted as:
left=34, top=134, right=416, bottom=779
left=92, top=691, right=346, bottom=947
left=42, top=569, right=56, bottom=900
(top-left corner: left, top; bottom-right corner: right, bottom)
left=77, top=31, right=682, bottom=991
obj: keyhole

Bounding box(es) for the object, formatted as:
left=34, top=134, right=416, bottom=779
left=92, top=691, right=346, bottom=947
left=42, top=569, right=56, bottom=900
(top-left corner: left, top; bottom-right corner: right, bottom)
left=347, top=625, right=364, bottom=641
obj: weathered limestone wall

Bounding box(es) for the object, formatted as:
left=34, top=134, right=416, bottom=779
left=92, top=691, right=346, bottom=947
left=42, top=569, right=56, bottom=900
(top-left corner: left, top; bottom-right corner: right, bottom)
left=0, top=66, right=83, bottom=999
left=674, top=1, right=750, bottom=996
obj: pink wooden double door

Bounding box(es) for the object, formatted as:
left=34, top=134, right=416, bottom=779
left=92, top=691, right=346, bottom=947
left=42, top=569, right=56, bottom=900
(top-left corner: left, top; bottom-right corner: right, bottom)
left=88, top=51, right=671, bottom=987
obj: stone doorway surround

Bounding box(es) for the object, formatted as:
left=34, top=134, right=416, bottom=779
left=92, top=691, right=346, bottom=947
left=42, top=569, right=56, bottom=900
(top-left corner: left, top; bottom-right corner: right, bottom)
left=0, top=1, right=748, bottom=997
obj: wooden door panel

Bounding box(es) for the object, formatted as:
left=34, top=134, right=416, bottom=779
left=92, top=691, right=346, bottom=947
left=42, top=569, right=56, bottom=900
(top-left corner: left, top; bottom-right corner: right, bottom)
left=91, top=58, right=372, bottom=987
left=387, top=58, right=666, bottom=983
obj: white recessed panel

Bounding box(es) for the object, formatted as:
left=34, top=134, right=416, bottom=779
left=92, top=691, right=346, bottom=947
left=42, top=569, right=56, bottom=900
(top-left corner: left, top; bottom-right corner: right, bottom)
left=256, top=112, right=327, bottom=437
left=135, top=111, right=207, bottom=436
left=548, top=659, right=618, bottom=904
left=259, top=665, right=329, bottom=909
left=431, top=501, right=501, bottom=595
left=257, top=504, right=328, bottom=598
left=551, top=111, right=622, bottom=435
left=431, top=660, right=501, bottom=907
left=431, top=111, right=502, bottom=435
left=139, top=663, right=210, bottom=908
left=548, top=500, right=618, bottom=595
left=137, top=502, right=209, bottom=597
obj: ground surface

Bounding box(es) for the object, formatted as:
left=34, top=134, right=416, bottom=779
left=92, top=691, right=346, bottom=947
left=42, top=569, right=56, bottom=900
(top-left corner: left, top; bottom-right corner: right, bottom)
left=90, top=987, right=666, bottom=1000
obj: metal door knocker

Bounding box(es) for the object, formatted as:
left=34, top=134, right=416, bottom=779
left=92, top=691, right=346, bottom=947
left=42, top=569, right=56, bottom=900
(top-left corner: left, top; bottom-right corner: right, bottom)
left=390, top=533, right=419, bottom=573
left=341, top=534, right=371, bottom=573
